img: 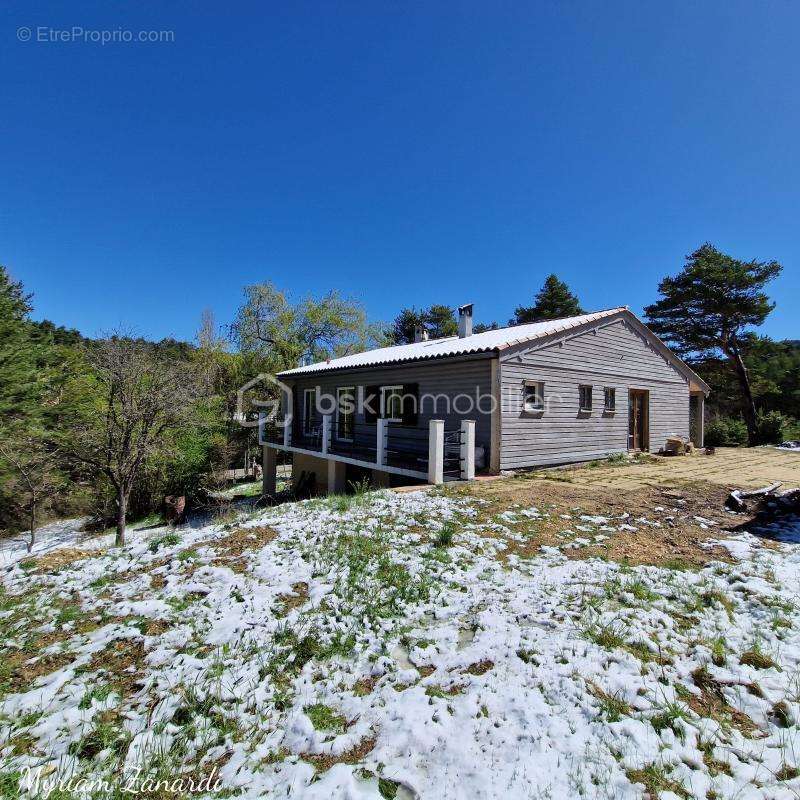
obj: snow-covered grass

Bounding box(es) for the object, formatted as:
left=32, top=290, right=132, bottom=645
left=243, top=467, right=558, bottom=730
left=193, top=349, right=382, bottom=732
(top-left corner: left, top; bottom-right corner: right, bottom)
left=2, top=485, right=800, bottom=799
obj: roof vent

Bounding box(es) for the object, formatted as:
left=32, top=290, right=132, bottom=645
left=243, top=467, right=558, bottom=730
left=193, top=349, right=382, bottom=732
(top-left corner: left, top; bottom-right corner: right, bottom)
left=413, top=325, right=429, bottom=343
left=457, top=303, right=473, bottom=338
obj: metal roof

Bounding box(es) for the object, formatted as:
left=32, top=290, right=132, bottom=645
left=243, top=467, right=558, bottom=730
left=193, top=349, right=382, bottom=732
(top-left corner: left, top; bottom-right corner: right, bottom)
left=279, top=307, right=629, bottom=376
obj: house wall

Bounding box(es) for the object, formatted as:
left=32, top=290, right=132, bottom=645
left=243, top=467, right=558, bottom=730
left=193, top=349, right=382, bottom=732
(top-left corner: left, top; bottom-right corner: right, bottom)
left=284, top=355, right=495, bottom=452
left=499, top=317, right=691, bottom=469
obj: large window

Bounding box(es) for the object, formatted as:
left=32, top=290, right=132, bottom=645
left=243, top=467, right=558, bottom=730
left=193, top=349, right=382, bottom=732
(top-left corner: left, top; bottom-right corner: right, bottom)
left=380, top=385, right=404, bottom=422
left=302, top=388, right=317, bottom=434
left=604, top=387, right=616, bottom=412
left=336, top=386, right=355, bottom=440
left=579, top=385, right=593, bottom=412
left=523, top=381, right=545, bottom=412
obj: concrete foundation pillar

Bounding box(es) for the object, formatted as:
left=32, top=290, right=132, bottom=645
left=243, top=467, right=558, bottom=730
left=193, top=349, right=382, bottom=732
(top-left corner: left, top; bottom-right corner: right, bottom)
left=327, top=459, right=347, bottom=495
left=372, top=469, right=391, bottom=488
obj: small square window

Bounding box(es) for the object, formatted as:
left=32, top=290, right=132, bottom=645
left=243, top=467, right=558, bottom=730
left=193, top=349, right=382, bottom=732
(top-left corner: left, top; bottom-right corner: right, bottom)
left=579, top=385, right=593, bottom=412
left=604, top=387, right=616, bottom=412
left=523, top=381, right=544, bottom=412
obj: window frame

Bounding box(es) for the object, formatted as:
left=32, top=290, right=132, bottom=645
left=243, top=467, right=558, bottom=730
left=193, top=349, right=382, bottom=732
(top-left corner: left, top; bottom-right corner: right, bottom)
left=604, top=387, right=616, bottom=413
left=302, top=388, right=317, bottom=434
left=336, top=386, right=355, bottom=441
left=522, top=380, right=545, bottom=413
left=579, top=384, right=593, bottom=413
left=380, top=385, right=404, bottom=423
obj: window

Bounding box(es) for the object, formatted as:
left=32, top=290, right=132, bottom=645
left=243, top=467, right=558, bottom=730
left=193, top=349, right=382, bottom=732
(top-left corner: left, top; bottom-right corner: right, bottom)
left=302, top=388, right=317, bottom=434
left=380, top=385, right=403, bottom=422
left=336, top=386, right=355, bottom=440
left=604, top=387, right=616, bottom=412
left=579, top=385, right=593, bottom=412
left=523, top=381, right=545, bottom=412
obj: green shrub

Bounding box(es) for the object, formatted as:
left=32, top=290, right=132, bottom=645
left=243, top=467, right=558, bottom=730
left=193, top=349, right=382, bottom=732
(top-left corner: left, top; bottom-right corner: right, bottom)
left=705, top=417, right=748, bottom=448
left=754, top=410, right=792, bottom=445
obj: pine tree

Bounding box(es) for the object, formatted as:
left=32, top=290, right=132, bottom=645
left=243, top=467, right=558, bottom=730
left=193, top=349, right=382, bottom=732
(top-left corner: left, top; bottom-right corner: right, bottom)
left=513, top=275, right=584, bottom=324
left=390, top=305, right=457, bottom=343
left=0, top=266, right=42, bottom=435
left=644, top=244, right=782, bottom=445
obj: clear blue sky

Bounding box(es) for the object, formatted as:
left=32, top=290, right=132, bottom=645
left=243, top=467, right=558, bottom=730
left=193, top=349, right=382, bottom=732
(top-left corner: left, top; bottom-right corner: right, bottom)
left=2, top=1, right=798, bottom=342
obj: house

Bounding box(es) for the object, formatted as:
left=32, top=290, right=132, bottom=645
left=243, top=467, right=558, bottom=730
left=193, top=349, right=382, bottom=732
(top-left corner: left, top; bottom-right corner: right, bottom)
left=260, top=305, right=709, bottom=494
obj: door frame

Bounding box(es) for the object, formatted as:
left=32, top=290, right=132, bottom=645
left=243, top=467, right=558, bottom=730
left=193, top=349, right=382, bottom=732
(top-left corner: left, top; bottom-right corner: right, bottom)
left=628, top=388, right=650, bottom=452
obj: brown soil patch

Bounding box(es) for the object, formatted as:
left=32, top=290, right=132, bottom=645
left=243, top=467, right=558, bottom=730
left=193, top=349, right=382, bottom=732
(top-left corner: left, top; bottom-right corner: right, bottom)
left=417, top=665, right=435, bottom=678
left=209, top=525, right=279, bottom=571
left=87, top=637, right=147, bottom=696
left=464, top=660, right=494, bottom=676
left=2, top=646, right=75, bottom=694
left=353, top=676, right=381, bottom=696
left=302, top=735, right=377, bottom=773
left=1, top=613, right=120, bottom=694
left=690, top=667, right=761, bottom=737
left=453, top=474, right=739, bottom=569
left=30, top=547, right=104, bottom=574
left=276, top=582, right=310, bottom=615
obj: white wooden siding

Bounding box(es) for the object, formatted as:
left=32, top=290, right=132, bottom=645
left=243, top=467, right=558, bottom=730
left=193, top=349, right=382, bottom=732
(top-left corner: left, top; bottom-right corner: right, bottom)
left=499, top=318, right=690, bottom=469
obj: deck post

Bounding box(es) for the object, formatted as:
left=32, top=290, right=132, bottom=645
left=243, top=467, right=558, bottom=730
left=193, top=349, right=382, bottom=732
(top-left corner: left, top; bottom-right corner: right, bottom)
left=262, top=445, right=277, bottom=497
left=428, top=419, right=444, bottom=485
left=460, top=419, right=475, bottom=481
left=376, top=418, right=388, bottom=466
left=282, top=391, right=292, bottom=447
left=257, top=411, right=266, bottom=446
left=322, top=414, right=331, bottom=455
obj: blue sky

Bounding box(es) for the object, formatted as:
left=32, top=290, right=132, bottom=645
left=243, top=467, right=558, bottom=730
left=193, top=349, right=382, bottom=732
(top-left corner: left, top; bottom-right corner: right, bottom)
left=2, top=1, right=798, bottom=342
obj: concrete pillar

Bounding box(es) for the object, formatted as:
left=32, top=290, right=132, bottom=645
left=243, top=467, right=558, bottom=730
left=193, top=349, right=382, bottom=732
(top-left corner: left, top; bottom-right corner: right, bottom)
left=322, top=414, right=331, bottom=454
left=428, top=419, right=444, bottom=485
left=263, top=446, right=277, bottom=497
left=376, top=418, right=388, bottom=466
left=460, top=419, right=476, bottom=481
left=372, top=469, right=391, bottom=488
left=327, top=459, right=347, bottom=495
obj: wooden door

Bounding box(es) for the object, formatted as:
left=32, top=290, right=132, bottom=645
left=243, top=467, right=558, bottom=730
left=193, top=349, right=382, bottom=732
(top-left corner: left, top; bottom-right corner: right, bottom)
left=628, top=390, right=649, bottom=451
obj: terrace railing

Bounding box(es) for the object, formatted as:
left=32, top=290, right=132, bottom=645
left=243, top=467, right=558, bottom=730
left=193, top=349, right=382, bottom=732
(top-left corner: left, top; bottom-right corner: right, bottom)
left=260, top=412, right=477, bottom=484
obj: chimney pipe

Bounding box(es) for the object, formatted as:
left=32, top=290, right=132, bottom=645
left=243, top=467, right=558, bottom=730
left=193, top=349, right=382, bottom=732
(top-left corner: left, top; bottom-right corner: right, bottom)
left=413, top=325, right=429, bottom=343
left=457, top=303, right=473, bottom=338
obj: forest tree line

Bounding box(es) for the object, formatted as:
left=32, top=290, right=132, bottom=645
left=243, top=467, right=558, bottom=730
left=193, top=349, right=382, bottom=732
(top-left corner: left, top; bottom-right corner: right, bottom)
left=0, top=243, right=797, bottom=543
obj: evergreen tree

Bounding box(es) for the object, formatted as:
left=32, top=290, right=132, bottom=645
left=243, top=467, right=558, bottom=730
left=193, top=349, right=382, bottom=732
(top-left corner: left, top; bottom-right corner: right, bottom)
left=513, top=275, right=584, bottom=324
left=390, top=305, right=457, bottom=343
left=644, top=244, right=782, bottom=444
left=0, top=266, right=42, bottom=436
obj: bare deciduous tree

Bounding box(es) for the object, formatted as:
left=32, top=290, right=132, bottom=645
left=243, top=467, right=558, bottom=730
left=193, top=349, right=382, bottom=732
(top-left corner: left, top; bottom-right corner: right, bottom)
left=66, top=337, right=202, bottom=546
left=0, top=435, right=63, bottom=552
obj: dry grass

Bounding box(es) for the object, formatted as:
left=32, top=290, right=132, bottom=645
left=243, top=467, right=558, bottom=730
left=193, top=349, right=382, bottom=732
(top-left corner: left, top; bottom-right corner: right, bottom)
left=453, top=475, right=735, bottom=569
left=690, top=666, right=761, bottom=738
left=28, top=547, right=104, bottom=574
left=87, top=637, right=147, bottom=695
left=464, top=660, right=494, bottom=676
left=209, top=525, right=279, bottom=571
left=301, top=735, right=377, bottom=773
left=276, top=582, right=310, bottom=615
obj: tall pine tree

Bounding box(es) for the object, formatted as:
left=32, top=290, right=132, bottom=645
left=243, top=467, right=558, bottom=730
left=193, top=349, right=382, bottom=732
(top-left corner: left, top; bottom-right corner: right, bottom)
left=513, top=275, right=584, bottom=324
left=644, top=244, right=782, bottom=445
left=0, top=266, right=43, bottom=435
